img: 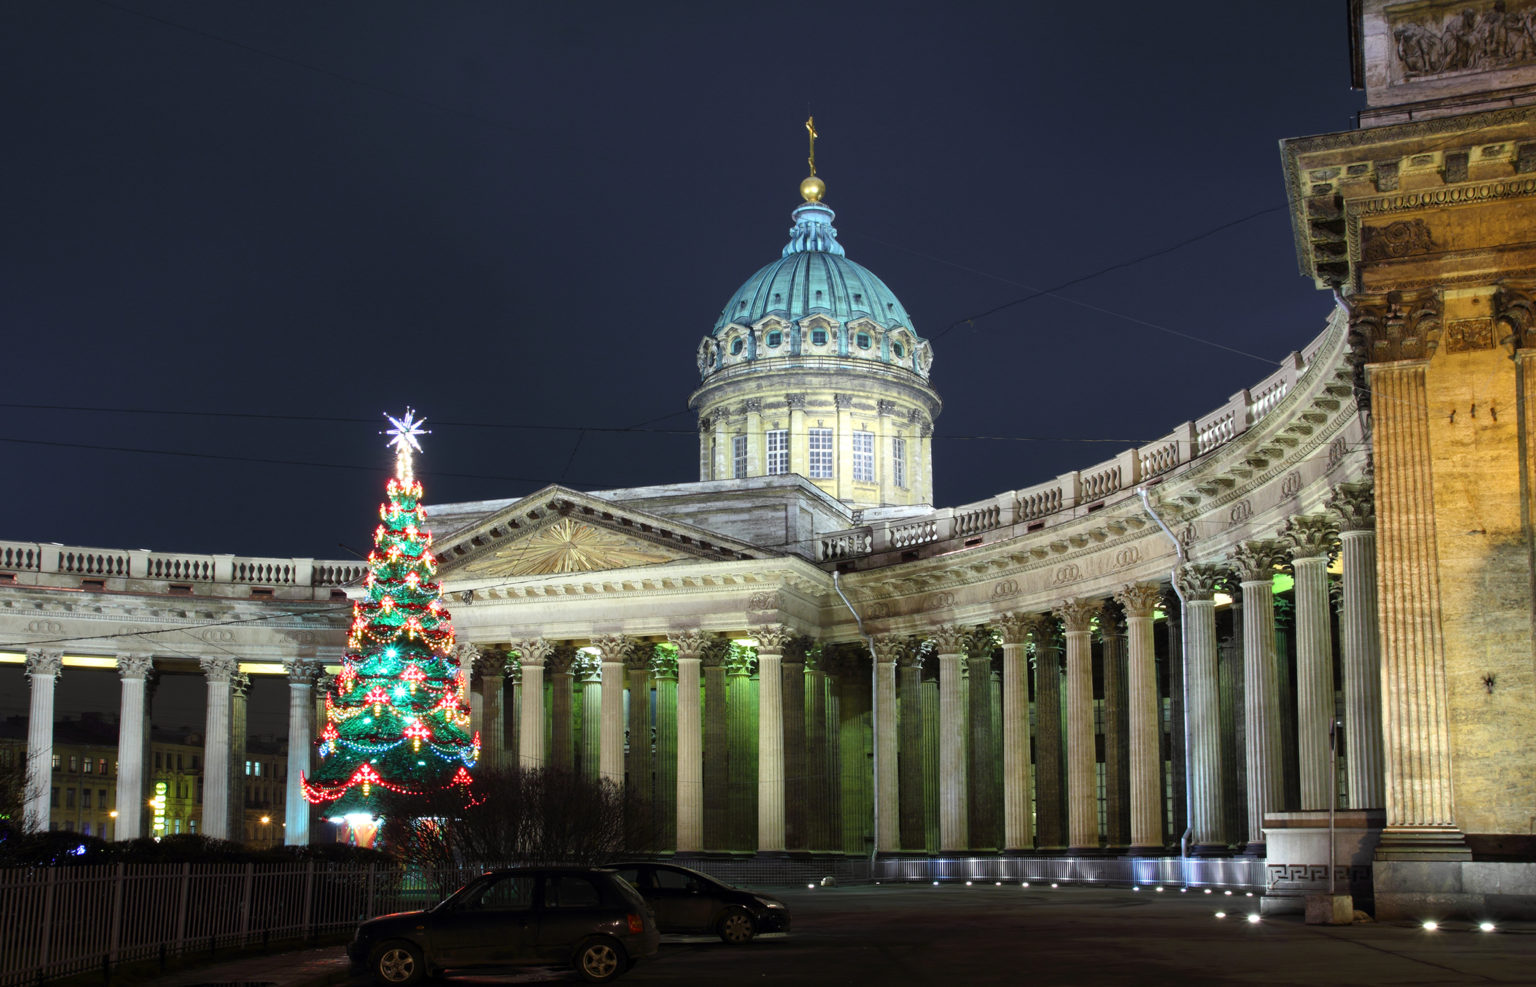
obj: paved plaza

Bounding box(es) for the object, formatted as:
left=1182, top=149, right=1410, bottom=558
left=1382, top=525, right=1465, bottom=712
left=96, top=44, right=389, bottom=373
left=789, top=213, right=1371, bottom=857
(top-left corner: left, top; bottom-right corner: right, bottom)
left=118, top=883, right=1536, bottom=987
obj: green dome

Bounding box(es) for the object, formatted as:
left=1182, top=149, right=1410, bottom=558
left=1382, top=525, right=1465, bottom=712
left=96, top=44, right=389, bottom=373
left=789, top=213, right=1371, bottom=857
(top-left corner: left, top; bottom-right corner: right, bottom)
left=712, top=201, right=914, bottom=334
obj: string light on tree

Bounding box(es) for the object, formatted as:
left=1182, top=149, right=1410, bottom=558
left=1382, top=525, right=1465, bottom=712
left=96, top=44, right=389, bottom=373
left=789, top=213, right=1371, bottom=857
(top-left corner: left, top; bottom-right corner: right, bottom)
left=301, top=408, right=478, bottom=818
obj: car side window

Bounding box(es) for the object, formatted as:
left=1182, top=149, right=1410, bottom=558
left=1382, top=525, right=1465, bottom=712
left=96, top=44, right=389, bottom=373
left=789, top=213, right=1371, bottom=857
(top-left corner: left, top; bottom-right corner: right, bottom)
left=476, top=875, right=534, bottom=910
left=544, top=876, right=603, bottom=909
left=653, top=869, right=694, bottom=891
left=613, top=867, right=645, bottom=889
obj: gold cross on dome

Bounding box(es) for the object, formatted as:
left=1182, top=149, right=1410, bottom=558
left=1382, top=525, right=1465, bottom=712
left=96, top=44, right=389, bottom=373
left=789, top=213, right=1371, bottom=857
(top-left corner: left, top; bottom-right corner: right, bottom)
left=805, top=115, right=818, bottom=176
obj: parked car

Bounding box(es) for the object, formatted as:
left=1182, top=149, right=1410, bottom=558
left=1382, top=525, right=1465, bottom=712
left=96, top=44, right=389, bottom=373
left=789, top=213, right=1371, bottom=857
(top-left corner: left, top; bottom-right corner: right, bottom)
left=609, top=861, right=790, bottom=944
left=347, top=866, right=659, bottom=984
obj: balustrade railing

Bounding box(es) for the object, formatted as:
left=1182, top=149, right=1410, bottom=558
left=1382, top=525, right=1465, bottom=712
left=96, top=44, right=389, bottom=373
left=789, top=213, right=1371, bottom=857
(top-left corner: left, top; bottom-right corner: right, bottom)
left=813, top=308, right=1346, bottom=561
left=0, top=540, right=361, bottom=592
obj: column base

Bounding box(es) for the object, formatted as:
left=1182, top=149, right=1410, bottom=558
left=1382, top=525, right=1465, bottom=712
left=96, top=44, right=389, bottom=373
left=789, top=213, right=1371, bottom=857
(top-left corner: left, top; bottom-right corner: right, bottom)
left=1188, top=843, right=1233, bottom=857
left=1125, top=845, right=1168, bottom=858
left=1066, top=845, right=1112, bottom=856
left=1243, top=841, right=1267, bottom=857
left=1374, top=826, right=1472, bottom=862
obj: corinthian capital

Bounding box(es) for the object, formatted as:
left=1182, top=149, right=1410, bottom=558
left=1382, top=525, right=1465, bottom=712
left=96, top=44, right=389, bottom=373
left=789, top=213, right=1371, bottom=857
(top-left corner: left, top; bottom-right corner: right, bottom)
left=928, top=623, right=967, bottom=655
left=1346, top=287, right=1443, bottom=365
left=1052, top=598, right=1098, bottom=633
left=752, top=624, right=792, bottom=654
left=994, top=612, right=1032, bottom=645
left=1228, top=539, right=1287, bottom=583
left=118, top=653, right=157, bottom=680
left=546, top=645, right=578, bottom=675
left=1114, top=582, right=1162, bottom=619
left=198, top=655, right=239, bottom=683
left=1282, top=514, right=1339, bottom=560
left=25, top=649, right=62, bottom=679
left=1174, top=563, right=1225, bottom=601
left=872, top=634, right=917, bottom=665
left=512, top=638, right=554, bottom=668
left=625, top=642, right=657, bottom=671
left=1328, top=480, right=1375, bottom=533
left=590, top=634, right=632, bottom=663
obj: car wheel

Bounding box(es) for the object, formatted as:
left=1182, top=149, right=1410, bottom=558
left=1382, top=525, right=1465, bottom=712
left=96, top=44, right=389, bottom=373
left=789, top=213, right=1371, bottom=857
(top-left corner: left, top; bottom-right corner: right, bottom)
left=368, top=940, right=426, bottom=986
left=717, top=907, right=756, bottom=945
left=574, top=936, right=626, bottom=983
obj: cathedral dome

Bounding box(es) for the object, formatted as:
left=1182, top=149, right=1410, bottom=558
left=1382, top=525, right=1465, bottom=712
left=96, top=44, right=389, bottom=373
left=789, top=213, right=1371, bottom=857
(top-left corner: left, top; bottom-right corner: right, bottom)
left=689, top=166, right=940, bottom=511
left=712, top=201, right=915, bottom=335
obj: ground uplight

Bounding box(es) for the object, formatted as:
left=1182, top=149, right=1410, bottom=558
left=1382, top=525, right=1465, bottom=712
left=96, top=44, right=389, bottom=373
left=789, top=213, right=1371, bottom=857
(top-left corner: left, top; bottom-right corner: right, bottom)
left=1423, top=920, right=1439, bottom=931
left=1480, top=921, right=1496, bottom=933
left=1246, top=914, right=1261, bottom=924
left=1215, top=911, right=1226, bottom=919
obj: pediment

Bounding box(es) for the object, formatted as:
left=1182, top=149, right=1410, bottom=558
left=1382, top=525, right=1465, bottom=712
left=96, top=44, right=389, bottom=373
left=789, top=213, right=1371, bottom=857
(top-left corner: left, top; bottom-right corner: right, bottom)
left=434, top=485, right=767, bottom=580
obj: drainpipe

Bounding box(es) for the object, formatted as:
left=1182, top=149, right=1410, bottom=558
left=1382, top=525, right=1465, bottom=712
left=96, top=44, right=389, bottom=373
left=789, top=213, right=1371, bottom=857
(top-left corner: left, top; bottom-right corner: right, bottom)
left=1137, top=487, right=1193, bottom=861
left=833, top=570, right=880, bottom=868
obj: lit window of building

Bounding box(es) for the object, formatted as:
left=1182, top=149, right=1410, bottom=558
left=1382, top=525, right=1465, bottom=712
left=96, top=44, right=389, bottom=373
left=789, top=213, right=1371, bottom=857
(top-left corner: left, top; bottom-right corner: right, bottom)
left=893, top=436, right=907, bottom=488
left=732, top=435, right=748, bottom=479
left=766, top=429, right=789, bottom=474
left=853, top=431, right=874, bottom=483
left=808, top=428, right=833, bottom=478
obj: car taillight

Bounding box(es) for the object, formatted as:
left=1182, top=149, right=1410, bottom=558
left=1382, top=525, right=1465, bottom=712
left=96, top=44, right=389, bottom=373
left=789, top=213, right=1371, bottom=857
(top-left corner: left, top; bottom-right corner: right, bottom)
left=627, top=912, right=645, bottom=934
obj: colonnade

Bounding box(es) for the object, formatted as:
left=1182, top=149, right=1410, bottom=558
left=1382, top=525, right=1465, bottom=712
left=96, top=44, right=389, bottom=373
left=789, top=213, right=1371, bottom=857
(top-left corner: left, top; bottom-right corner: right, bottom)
left=20, top=488, right=1384, bottom=856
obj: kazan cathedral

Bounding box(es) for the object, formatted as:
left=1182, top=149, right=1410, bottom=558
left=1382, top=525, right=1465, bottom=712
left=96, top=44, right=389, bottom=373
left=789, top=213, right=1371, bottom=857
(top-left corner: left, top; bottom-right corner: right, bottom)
left=5, top=2, right=1536, bottom=921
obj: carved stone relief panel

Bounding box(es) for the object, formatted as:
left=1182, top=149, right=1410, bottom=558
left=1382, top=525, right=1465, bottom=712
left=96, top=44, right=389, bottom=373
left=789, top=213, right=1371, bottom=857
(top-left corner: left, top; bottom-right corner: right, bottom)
left=1388, top=2, right=1536, bottom=82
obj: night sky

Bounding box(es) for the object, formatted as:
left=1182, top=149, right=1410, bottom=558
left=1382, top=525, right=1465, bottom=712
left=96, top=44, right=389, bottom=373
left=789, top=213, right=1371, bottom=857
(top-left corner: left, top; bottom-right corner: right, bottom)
left=3, top=2, right=1364, bottom=733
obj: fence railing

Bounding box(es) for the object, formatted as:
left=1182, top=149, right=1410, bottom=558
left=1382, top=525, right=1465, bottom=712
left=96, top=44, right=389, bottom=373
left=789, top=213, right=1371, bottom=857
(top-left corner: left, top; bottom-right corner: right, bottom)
left=0, top=860, right=467, bottom=986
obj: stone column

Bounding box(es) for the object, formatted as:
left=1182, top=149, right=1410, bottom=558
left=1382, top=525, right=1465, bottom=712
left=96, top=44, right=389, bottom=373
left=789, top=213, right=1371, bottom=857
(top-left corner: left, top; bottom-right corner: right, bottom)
left=23, top=649, right=63, bottom=833
left=1115, top=584, right=1164, bottom=854
left=1175, top=563, right=1225, bottom=852
left=513, top=638, right=552, bottom=769
left=804, top=648, right=832, bottom=850
left=1099, top=601, right=1129, bottom=851
left=963, top=627, right=998, bottom=850
left=702, top=640, right=730, bottom=849
left=752, top=626, right=789, bottom=853
left=625, top=642, right=655, bottom=810
left=114, top=653, right=155, bottom=840
left=1229, top=540, right=1287, bottom=852
left=1331, top=480, right=1385, bottom=809
left=1284, top=514, right=1340, bottom=811
left=930, top=624, right=969, bottom=852
left=1028, top=614, right=1066, bottom=849
left=653, top=648, right=678, bottom=850
left=281, top=659, right=319, bottom=845
left=668, top=631, right=709, bottom=852
left=726, top=644, right=758, bottom=850
left=547, top=646, right=576, bottom=772
left=1162, top=589, right=1187, bottom=842
left=995, top=615, right=1034, bottom=852
left=890, top=637, right=927, bottom=850
left=230, top=673, right=250, bottom=839
left=782, top=635, right=810, bottom=850
left=1055, top=598, right=1100, bottom=853
left=870, top=634, right=902, bottom=854
left=474, top=650, right=507, bottom=772
left=579, top=654, right=603, bottom=781
left=592, top=635, right=631, bottom=787
left=198, top=656, right=239, bottom=840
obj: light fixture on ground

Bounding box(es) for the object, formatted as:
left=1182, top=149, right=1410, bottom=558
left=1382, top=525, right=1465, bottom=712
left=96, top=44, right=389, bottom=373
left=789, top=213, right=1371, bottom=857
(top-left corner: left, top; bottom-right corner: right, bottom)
left=1246, top=914, right=1261, bottom=924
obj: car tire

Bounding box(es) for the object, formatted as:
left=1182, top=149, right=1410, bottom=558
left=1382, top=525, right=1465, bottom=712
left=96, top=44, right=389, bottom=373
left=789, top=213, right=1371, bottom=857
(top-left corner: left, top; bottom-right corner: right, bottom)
left=717, top=906, right=756, bottom=945
left=574, top=936, right=627, bottom=983
left=368, top=940, right=426, bottom=986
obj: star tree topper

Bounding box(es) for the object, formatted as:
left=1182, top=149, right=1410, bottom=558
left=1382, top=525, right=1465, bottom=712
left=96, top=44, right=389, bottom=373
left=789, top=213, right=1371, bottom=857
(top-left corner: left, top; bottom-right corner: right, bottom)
left=383, top=408, right=430, bottom=481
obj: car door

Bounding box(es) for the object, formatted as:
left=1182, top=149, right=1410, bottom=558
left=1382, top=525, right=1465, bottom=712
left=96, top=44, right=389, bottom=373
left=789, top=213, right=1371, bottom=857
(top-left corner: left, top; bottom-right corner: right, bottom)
left=534, top=873, right=615, bottom=959
left=647, top=866, right=719, bottom=933
left=429, top=873, right=536, bottom=968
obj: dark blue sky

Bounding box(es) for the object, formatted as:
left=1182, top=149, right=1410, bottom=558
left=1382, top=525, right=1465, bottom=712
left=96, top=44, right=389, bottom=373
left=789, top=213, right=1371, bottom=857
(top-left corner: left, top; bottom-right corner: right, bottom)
left=3, top=1, right=1364, bottom=561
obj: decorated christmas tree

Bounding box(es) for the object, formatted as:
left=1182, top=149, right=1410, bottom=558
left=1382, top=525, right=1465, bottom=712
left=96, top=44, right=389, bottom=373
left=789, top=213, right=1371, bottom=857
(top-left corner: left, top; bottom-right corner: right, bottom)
left=302, top=409, right=477, bottom=818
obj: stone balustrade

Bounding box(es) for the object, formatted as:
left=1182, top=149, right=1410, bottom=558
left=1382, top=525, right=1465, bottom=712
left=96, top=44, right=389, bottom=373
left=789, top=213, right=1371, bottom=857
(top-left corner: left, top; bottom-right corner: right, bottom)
left=815, top=317, right=1332, bottom=563
left=0, top=540, right=364, bottom=598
